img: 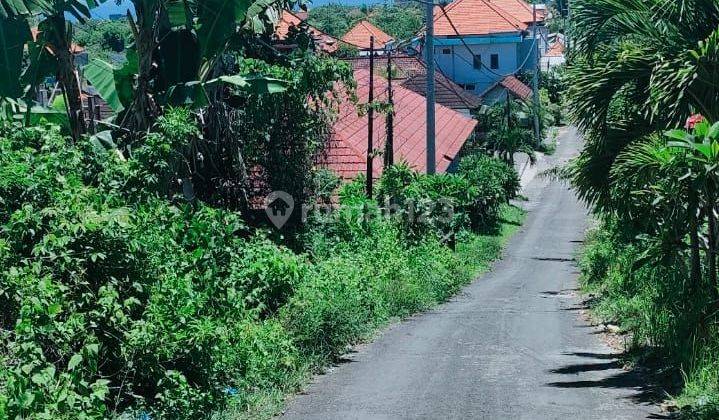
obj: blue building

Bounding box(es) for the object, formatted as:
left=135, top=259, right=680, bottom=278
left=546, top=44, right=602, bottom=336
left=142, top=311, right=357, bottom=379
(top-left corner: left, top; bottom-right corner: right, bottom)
left=430, top=0, right=546, bottom=97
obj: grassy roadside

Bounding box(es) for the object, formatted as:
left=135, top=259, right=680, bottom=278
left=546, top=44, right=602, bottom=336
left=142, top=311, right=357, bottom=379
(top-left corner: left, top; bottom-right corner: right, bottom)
left=222, top=204, right=526, bottom=420
left=576, top=221, right=719, bottom=418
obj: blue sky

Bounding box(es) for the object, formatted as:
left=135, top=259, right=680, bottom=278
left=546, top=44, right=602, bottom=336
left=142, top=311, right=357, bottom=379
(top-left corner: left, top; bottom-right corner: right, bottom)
left=91, top=0, right=392, bottom=19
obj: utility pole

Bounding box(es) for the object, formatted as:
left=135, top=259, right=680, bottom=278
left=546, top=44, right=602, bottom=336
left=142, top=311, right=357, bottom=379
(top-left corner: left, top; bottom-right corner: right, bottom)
left=532, top=2, right=541, bottom=148
left=385, top=51, right=394, bottom=169
left=367, top=36, right=375, bottom=198
left=425, top=0, right=436, bottom=174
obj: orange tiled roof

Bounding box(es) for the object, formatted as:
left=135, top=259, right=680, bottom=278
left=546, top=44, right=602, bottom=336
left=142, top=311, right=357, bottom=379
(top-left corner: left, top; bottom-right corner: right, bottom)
left=433, top=0, right=527, bottom=37
left=487, top=0, right=545, bottom=24
left=274, top=10, right=339, bottom=53
left=341, top=21, right=393, bottom=50
left=317, top=69, right=477, bottom=180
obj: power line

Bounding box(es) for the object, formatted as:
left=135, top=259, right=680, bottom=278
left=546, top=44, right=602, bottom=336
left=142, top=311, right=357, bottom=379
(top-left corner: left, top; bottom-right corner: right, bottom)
left=409, top=0, right=541, bottom=80
left=435, top=3, right=505, bottom=78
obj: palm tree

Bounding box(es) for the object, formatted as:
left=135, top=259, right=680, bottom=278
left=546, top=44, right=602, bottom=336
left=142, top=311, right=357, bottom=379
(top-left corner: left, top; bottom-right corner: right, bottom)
left=566, top=0, right=719, bottom=211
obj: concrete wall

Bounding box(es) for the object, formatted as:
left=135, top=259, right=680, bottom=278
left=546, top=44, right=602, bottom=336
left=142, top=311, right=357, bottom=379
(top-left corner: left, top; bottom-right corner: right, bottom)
left=432, top=30, right=543, bottom=94
left=433, top=41, right=518, bottom=93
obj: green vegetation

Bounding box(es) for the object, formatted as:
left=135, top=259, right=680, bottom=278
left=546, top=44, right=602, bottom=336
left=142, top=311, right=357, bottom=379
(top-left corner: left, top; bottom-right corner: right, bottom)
left=0, top=1, right=529, bottom=417
left=0, top=112, right=524, bottom=417
left=75, top=19, right=131, bottom=63
left=566, top=0, right=719, bottom=416
left=307, top=4, right=423, bottom=40
left=473, top=76, right=564, bottom=165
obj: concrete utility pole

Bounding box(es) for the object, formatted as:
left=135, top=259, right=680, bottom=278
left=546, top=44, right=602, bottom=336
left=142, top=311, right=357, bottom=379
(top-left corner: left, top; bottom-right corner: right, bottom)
left=367, top=36, right=375, bottom=198
left=532, top=2, right=541, bottom=148
left=385, top=51, right=394, bottom=169
left=425, top=0, right=436, bottom=174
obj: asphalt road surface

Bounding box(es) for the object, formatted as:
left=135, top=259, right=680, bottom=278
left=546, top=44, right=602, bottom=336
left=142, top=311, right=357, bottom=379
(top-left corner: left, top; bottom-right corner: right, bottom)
left=282, top=128, right=658, bottom=420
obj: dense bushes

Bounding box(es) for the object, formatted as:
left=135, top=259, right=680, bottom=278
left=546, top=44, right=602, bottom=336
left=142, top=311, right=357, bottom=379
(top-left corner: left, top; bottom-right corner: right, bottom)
left=0, top=121, right=522, bottom=418
left=372, top=158, right=519, bottom=242
left=0, top=123, right=308, bottom=417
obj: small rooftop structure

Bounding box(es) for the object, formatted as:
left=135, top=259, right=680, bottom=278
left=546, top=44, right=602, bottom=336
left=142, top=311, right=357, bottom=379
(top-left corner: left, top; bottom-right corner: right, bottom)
left=480, top=74, right=533, bottom=105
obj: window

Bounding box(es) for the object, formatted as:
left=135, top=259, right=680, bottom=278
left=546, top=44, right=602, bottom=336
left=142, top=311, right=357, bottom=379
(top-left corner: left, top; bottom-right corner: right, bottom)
left=461, top=84, right=476, bottom=91
left=442, top=48, right=451, bottom=55
left=473, top=54, right=482, bottom=69
left=490, top=54, right=499, bottom=69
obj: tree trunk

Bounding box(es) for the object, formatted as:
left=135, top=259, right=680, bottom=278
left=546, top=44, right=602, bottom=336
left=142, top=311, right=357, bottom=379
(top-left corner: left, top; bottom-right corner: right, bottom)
left=124, top=8, right=157, bottom=134
left=689, top=190, right=702, bottom=292
left=49, top=16, right=85, bottom=140
left=707, top=187, right=718, bottom=303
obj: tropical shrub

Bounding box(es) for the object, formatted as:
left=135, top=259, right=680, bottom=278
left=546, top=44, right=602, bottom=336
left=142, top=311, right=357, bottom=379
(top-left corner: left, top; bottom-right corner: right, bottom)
left=0, top=123, right=309, bottom=417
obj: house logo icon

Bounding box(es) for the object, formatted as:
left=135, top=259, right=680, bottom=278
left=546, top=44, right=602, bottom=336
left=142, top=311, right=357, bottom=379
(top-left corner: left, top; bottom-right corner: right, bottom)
left=264, top=191, right=294, bottom=229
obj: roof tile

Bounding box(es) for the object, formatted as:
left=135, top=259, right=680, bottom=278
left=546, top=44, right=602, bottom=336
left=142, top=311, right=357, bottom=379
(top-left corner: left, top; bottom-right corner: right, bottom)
left=341, top=21, right=393, bottom=50
left=433, top=0, right=527, bottom=37
left=317, top=69, right=478, bottom=180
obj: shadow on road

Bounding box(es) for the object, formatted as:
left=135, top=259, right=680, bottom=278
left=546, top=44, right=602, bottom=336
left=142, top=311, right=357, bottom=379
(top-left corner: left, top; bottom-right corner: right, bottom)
left=546, top=351, right=677, bottom=408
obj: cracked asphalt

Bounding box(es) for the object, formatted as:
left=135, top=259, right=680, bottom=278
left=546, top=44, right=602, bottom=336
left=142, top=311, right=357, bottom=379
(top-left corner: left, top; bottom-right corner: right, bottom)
left=282, top=128, right=658, bottom=420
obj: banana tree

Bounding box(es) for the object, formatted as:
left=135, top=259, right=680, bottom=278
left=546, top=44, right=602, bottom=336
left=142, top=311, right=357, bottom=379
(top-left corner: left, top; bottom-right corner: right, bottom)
left=84, top=0, right=298, bottom=135
left=0, top=0, right=109, bottom=140
left=82, top=0, right=301, bottom=212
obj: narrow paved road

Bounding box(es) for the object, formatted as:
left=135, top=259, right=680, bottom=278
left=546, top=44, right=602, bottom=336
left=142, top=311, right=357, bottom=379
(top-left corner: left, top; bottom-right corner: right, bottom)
left=283, top=128, right=657, bottom=420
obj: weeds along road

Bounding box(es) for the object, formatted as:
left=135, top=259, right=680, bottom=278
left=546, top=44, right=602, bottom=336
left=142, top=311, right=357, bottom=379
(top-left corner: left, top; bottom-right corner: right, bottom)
left=282, top=128, right=657, bottom=420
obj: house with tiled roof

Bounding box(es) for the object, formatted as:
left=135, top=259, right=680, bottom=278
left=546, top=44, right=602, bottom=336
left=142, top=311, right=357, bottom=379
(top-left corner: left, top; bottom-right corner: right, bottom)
left=480, top=74, right=533, bottom=105
left=341, top=21, right=394, bottom=55
left=431, top=0, right=544, bottom=94
left=540, top=36, right=565, bottom=70
left=274, top=10, right=339, bottom=54
left=316, top=69, right=477, bottom=180
left=345, top=55, right=482, bottom=115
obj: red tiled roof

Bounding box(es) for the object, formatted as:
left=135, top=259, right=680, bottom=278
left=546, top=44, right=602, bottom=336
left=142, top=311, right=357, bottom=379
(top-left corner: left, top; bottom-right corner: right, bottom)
left=274, top=10, right=339, bottom=53
left=487, top=0, right=545, bottom=24
left=341, top=21, right=393, bottom=50
left=499, top=75, right=532, bottom=101
left=318, top=69, right=478, bottom=180
left=545, top=40, right=565, bottom=57
left=433, top=0, right=527, bottom=37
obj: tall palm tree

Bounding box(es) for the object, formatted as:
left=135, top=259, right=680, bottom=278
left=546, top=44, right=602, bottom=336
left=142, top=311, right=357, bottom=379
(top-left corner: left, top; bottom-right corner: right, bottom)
left=566, top=0, right=719, bottom=211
